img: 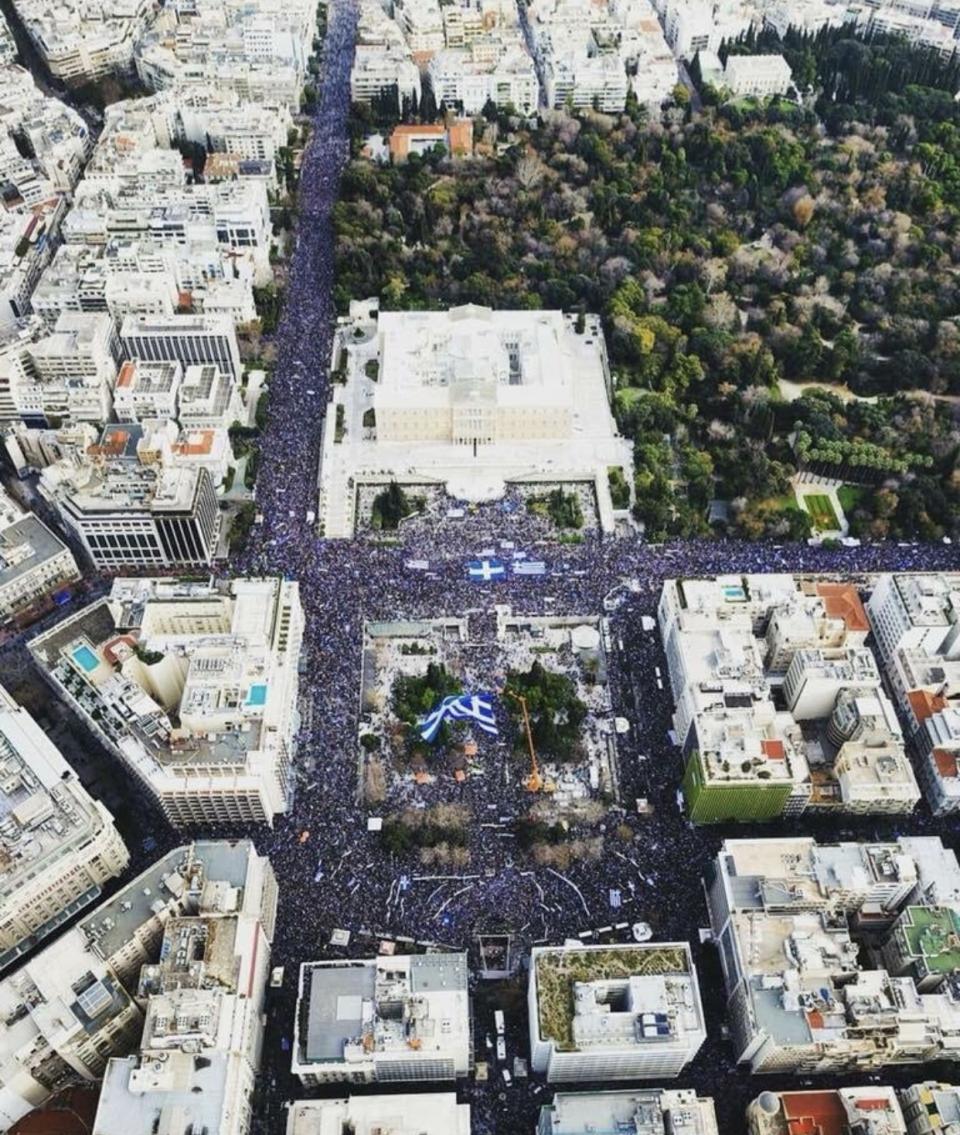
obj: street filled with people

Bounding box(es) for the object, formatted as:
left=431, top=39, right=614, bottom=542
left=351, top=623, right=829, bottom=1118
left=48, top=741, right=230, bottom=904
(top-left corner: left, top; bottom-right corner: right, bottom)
left=3, top=0, right=960, bottom=1129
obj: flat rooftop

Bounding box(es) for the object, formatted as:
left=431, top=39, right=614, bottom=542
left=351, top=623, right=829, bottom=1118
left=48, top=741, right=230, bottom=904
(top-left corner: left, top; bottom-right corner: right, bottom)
left=0, top=515, right=72, bottom=591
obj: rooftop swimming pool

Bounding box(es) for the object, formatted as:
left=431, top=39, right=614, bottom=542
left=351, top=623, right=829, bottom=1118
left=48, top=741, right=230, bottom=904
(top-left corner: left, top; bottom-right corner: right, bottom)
left=72, top=644, right=99, bottom=673
left=246, top=683, right=267, bottom=707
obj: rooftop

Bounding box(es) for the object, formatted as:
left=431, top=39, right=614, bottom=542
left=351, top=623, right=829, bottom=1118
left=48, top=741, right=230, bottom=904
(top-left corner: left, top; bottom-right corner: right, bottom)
left=299, top=952, right=470, bottom=1067
left=532, top=943, right=699, bottom=1052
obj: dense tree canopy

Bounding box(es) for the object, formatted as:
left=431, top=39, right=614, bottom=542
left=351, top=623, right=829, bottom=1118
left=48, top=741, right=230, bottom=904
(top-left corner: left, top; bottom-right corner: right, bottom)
left=336, top=31, right=960, bottom=540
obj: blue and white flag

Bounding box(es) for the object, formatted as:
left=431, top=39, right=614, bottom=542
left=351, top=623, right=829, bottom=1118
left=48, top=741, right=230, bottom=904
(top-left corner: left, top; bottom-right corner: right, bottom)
left=418, top=692, right=498, bottom=742
left=446, top=693, right=498, bottom=735
left=467, top=558, right=506, bottom=583
left=418, top=695, right=460, bottom=743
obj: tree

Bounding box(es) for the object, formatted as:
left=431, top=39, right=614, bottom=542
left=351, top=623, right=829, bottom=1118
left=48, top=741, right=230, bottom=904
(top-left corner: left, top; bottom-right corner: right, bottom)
left=505, top=661, right=588, bottom=762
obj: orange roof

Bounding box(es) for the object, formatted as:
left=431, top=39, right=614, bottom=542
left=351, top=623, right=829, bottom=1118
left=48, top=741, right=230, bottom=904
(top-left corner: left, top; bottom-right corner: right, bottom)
left=174, top=429, right=215, bottom=457
left=934, top=748, right=959, bottom=778
left=116, top=360, right=136, bottom=388
left=89, top=428, right=131, bottom=458
left=103, top=633, right=138, bottom=666
left=781, top=1090, right=846, bottom=1135
left=447, top=119, right=473, bottom=155
left=762, top=738, right=786, bottom=760
left=908, top=688, right=948, bottom=722
left=815, top=582, right=870, bottom=632
left=854, top=1098, right=897, bottom=1110
left=10, top=1089, right=98, bottom=1135
left=392, top=124, right=446, bottom=138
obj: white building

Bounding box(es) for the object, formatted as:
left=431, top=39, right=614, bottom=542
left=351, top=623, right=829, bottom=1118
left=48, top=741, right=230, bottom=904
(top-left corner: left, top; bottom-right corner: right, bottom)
left=901, top=1083, right=960, bottom=1135
left=29, top=576, right=303, bottom=828
left=0, top=66, right=92, bottom=194
left=31, top=237, right=256, bottom=329
left=322, top=302, right=632, bottom=536
left=0, top=840, right=276, bottom=1131
left=429, top=44, right=540, bottom=114
left=722, top=54, right=793, bottom=98
left=545, top=49, right=628, bottom=111
left=11, top=0, right=157, bottom=82
left=293, top=953, right=472, bottom=1085
left=528, top=942, right=707, bottom=1082
left=396, top=0, right=445, bottom=53
left=706, top=837, right=960, bottom=1074
left=0, top=197, right=65, bottom=335
left=120, top=313, right=243, bottom=383
left=351, top=44, right=423, bottom=107
left=112, top=359, right=181, bottom=422
left=0, top=681, right=127, bottom=969
left=538, top=1088, right=719, bottom=1135
left=0, top=506, right=81, bottom=622
left=659, top=576, right=920, bottom=819
left=19, top=311, right=120, bottom=425
left=350, top=0, right=423, bottom=107
left=747, top=1088, right=907, bottom=1135
left=178, top=363, right=245, bottom=429
left=866, top=574, right=960, bottom=666
left=91, top=850, right=277, bottom=1135
left=133, top=0, right=318, bottom=112
left=287, top=1095, right=471, bottom=1135
left=39, top=425, right=221, bottom=570
left=866, top=575, right=960, bottom=815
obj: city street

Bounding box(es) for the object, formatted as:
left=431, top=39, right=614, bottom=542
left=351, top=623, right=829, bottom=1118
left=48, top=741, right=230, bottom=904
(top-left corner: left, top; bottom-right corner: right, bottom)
left=4, top=0, right=960, bottom=1129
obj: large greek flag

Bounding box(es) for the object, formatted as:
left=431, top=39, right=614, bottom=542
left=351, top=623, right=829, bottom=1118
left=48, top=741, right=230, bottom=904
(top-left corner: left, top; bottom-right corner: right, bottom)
left=418, top=692, right=498, bottom=742
left=467, top=558, right=506, bottom=582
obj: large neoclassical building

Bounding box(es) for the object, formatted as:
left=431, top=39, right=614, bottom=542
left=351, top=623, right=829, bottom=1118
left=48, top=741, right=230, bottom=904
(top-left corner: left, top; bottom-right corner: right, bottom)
left=319, top=302, right=634, bottom=535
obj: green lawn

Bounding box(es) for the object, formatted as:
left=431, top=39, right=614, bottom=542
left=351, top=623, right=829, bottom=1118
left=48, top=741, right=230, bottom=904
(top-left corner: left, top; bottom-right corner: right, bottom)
left=804, top=493, right=840, bottom=531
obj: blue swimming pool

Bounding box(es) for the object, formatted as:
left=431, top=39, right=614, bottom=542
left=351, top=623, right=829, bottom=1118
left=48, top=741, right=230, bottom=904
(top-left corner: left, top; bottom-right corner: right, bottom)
left=723, top=585, right=747, bottom=602
left=246, top=683, right=267, bottom=707
left=73, top=645, right=99, bottom=673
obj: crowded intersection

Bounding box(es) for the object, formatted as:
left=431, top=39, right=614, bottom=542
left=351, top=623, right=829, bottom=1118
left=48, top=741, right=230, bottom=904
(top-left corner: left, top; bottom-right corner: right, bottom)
left=1, top=0, right=958, bottom=1129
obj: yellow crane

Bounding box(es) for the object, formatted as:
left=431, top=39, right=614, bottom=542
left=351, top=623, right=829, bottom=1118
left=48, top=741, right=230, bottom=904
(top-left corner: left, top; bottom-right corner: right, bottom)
left=502, top=687, right=554, bottom=794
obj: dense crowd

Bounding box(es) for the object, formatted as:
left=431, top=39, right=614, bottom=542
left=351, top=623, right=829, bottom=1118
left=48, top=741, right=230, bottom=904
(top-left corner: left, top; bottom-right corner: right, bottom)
left=1, top=1, right=957, bottom=1130
left=217, top=2, right=960, bottom=1128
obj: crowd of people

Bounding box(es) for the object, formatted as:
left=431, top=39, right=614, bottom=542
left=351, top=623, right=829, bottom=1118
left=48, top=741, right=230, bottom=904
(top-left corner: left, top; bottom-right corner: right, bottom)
left=0, top=0, right=957, bottom=1129
left=217, top=2, right=960, bottom=1128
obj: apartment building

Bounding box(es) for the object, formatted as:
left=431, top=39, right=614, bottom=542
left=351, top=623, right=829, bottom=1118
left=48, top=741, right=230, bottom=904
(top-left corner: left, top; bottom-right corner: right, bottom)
left=29, top=576, right=303, bottom=828
left=0, top=66, right=92, bottom=194
left=0, top=840, right=276, bottom=1131
left=706, top=836, right=960, bottom=1073
left=538, top=1088, right=719, bottom=1135
left=133, top=0, right=318, bottom=112
left=746, top=1088, right=907, bottom=1135
left=287, top=1095, right=471, bottom=1135
left=428, top=44, right=540, bottom=113
left=112, top=359, right=181, bottom=423
left=19, top=311, right=120, bottom=426
left=528, top=942, right=707, bottom=1082
left=39, top=429, right=220, bottom=570
left=0, top=198, right=65, bottom=335
left=0, top=509, right=80, bottom=622
left=293, top=953, right=472, bottom=1085
left=91, top=854, right=276, bottom=1135
left=12, top=0, right=157, bottom=82
left=901, top=1082, right=960, bottom=1134
left=0, top=682, right=127, bottom=969
left=660, top=576, right=920, bottom=820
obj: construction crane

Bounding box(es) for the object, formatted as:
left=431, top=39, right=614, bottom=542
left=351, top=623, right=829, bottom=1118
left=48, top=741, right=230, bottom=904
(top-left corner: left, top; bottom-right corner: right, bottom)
left=502, top=687, right=553, bottom=794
